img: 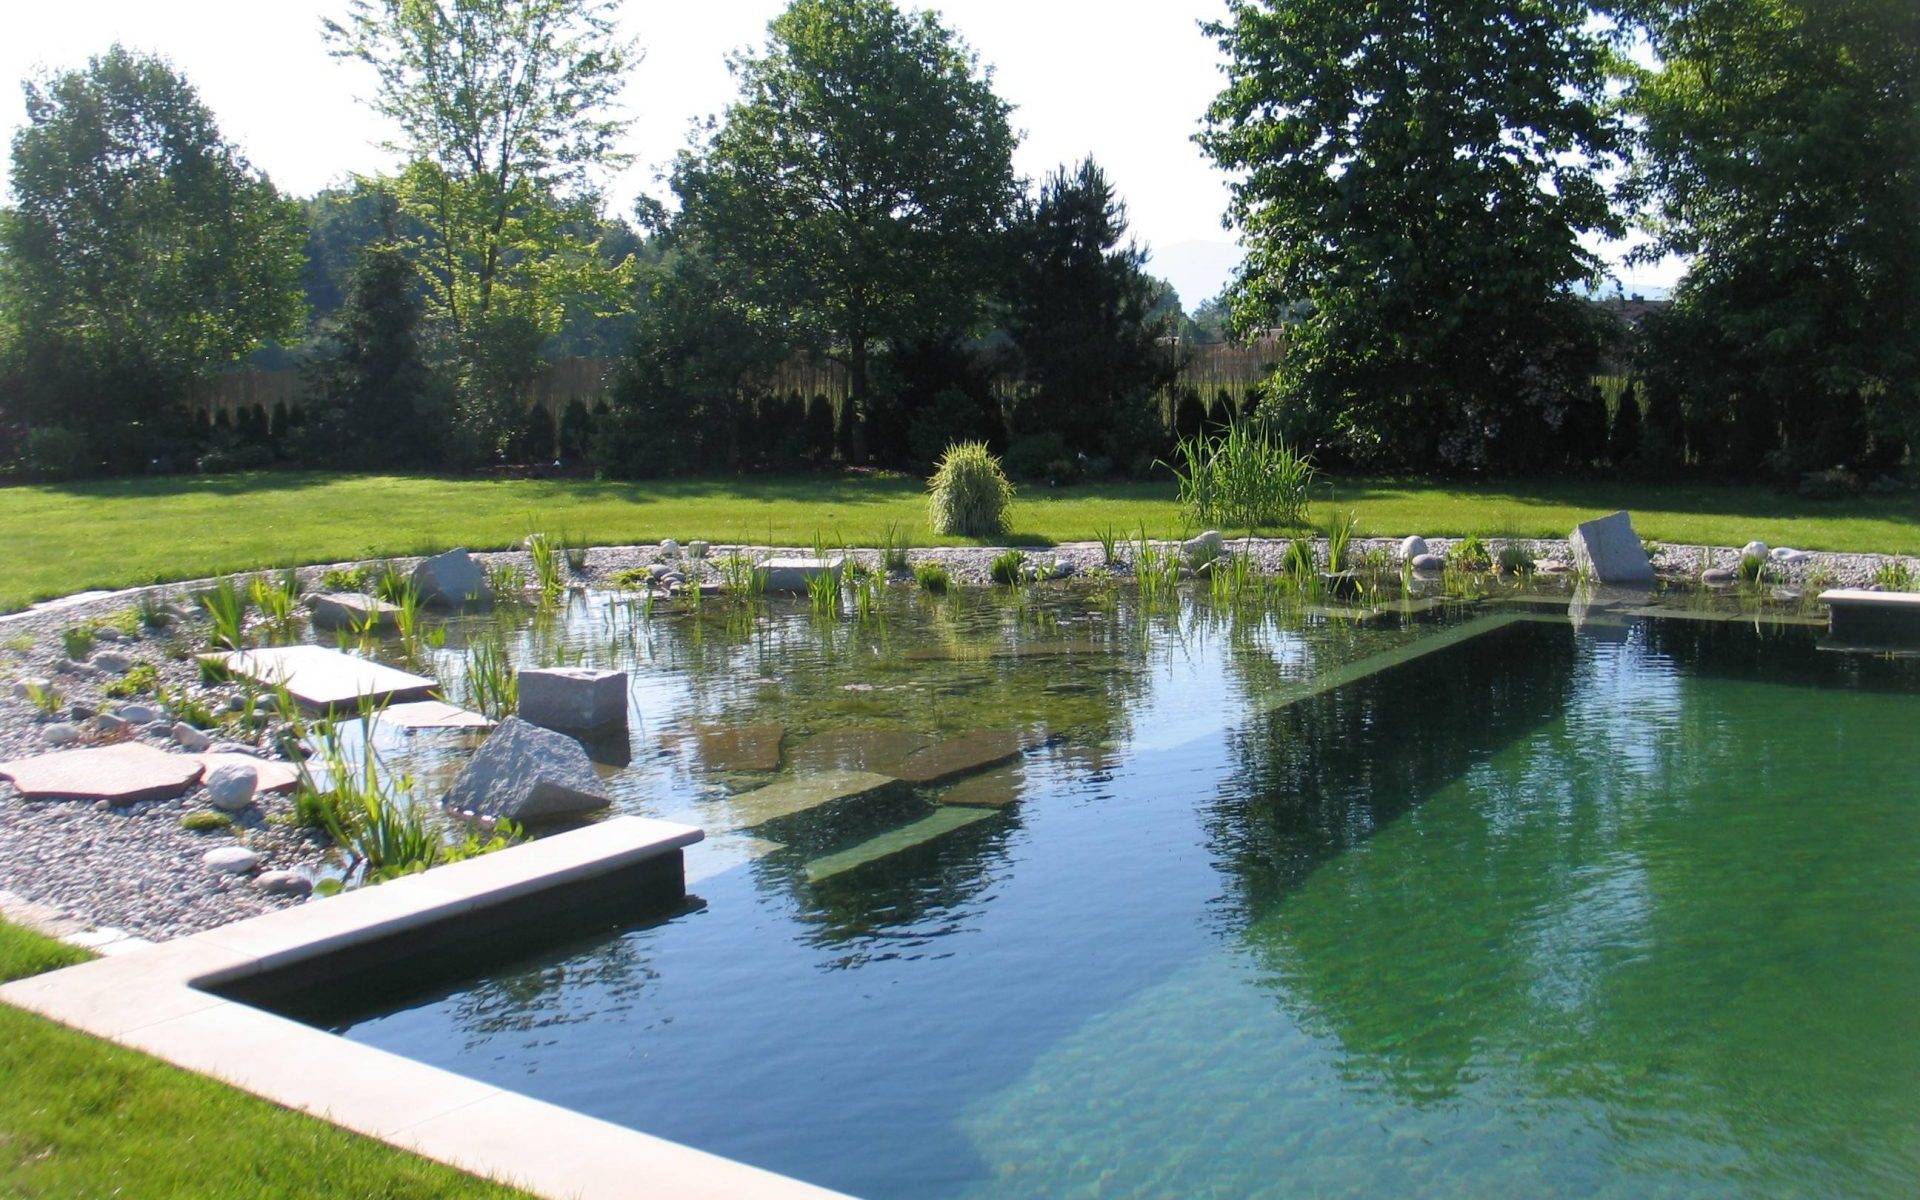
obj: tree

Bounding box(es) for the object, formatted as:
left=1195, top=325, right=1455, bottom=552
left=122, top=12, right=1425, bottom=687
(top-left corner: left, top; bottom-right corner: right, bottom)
left=671, top=0, right=1019, bottom=460
left=324, top=0, right=637, bottom=461
left=0, top=45, right=305, bottom=470
left=1621, top=0, right=1919, bottom=474
left=1004, top=159, right=1179, bottom=463
left=1198, top=0, right=1623, bottom=470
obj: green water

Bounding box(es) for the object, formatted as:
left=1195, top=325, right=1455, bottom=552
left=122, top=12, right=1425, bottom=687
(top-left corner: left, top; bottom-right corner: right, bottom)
left=286, top=591, right=1919, bottom=1198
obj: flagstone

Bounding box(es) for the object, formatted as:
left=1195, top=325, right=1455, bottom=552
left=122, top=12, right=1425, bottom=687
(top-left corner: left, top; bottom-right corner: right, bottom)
left=0, top=743, right=204, bottom=805
left=935, top=762, right=1024, bottom=808
left=690, top=723, right=787, bottom=773
left=892, top=731, right=1024, bottom=785
left=201, top=646, right=437, bottom=712
left=375, top=700, right=495, bottom=730
left=718, top=769, right=899, bottom=830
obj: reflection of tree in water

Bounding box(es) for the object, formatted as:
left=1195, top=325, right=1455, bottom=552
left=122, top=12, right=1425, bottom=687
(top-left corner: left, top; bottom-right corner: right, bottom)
left=1222, top=618, right=1920, bottom=1192
left=445, top=934, right=659, bottom=1054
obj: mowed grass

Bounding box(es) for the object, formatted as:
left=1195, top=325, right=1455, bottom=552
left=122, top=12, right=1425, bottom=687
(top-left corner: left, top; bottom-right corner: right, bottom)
left=2, top=469, right=1916, bottom=610
left=0, top=918, right=534, bottom=1199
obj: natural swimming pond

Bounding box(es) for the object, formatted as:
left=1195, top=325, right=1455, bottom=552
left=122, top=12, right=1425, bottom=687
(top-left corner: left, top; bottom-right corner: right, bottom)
left=237, top=583, right=1920, bottom=1198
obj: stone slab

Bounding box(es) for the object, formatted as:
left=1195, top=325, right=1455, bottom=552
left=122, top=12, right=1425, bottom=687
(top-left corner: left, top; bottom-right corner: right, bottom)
left=892, top=731, right=1024, bottom=785
left=0, top=743, right=204, bottom=804
left=936, top=762, right=1023, bottom=808
left=803, top=806, right=997, bottom=882
left=203, top=646, right=438, bottom=712
left=1568, top=510, right=1654, bottom=583
left=307, top=592, right=400, bottom=632
left=719, top=769, right=899, bottom=830
left=191, top=753, right=300, bottom=795
left=789, top=729, right=934, bottom=777
left=760, top=556, right=844, bottom=593
left=375, top=700, right=495, bottom=730
left=690, top=723, right=786, bottom=773
left=518, top=667, right=628, bottom=732
left=1821, top=588, right=1920, bottom=646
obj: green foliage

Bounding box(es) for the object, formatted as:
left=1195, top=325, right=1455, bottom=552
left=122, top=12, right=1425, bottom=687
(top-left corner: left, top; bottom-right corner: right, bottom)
left=180, top=811, right=232, bottom=833
left=1496, top=543, right=1536, bottom=576
left=880, top=524, right=911, bottom=573
left=526, top=532, right=564, bottom=600
left=718, top=555, right=768, bottom=597
left=1169, top=423, right=1315, bottom=529
left=990, top=549, right=1027, bottom=586
left=1452, top=534, right=1494, bottom=573
left=806, top=568, right=841, bottom=616
left=159, top=682, right=220, bottom=731
left=0, top=45, right=305, bottom=472
left=460, top=633, right=518, bottom=721
left=1001, top=432, right=1072, bottom=482
left=1737, top=552, right=1771, bottom=583
left=1095, top=525, right=1121, bottom=567
left=1609, top=384, right=1644, bottom=466
left=58, top=626, right=94, bottom=661
left=610, top=567, right=653, bottom=590
left=249, top=571, right=301, bottom=644
left=198, top=576, right=249, bottom=650
left=1325, top=510, right=1359, bottom=574
left=22, top=679, right=63, bottom=718
left=1199, top=0, right=1620, bottom=470
left=104, top=664, right=160, bottom=699
left=0, top=917, right=91, bottom=982
left=370, top=561, right=412, bottom=603
left=486, top=561, right=528, bottom=599
left=320, top=565, right=372, bottom=594
left=670, top=0, right=1019, bottom=451
left=1005, top=158, right=1178, bottom=459
left=927, top=441, right=1016, bottom=538
left=914, top=561, right=952, bottom=594
left=1873, top=560, right=1914, bottom=592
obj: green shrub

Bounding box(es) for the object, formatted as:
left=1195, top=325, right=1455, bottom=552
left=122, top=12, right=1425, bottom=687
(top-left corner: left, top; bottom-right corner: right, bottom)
left=914, top=561, right=952, bottom=594
left=1451, top=534, right=1492, bottom=572
left=1873, top=560, right=1914, bottom=591
left=320, top=565, right=371, bottom=593
left=1168, top=423, right=1315, bottom=529
left=104, top=664, right=159, bottom=698
left=59, top=626, right=94, bottom=660
left=1738, top=552, right=1770, bottom=583
left=1496, top=543, right=1534, bottom=575
left=22, top=426, right=92, bottom=479
left=180, top=811, right=232, bottom=833
left=990, top=548, right=1027, bottom=586
left=927, top=441, right=1015, bottom=538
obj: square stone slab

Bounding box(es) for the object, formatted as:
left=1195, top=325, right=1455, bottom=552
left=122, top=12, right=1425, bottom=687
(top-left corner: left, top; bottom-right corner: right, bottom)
left=892, top=731, right=1025, bottom=785
left=0, top=743, right=205, bottom=805
left=376, top=700, right=495, bottom=731
left=202, top=646, right=438, bottom=712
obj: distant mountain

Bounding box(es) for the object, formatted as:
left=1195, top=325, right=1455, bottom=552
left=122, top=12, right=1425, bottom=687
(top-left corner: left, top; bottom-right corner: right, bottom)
left=1146, top=240, right=1245, bottom=311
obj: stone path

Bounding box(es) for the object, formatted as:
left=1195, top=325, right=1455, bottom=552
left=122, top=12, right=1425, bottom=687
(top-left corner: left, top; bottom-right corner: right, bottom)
left=375, top=700, right=494, bottom=730
left=203, top=646, right=438, bottom=711
left=0, top=743, right=205, bottom=805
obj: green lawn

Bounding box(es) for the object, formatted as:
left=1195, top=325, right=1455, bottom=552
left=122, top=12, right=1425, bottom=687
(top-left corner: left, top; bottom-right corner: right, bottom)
left=2, top=470, right=1916, bottom=611
left=0, top=918, right=532, bottom=1199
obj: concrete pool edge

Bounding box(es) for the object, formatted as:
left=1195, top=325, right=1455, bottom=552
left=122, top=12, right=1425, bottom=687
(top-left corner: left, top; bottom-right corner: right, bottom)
left=0, top=816, right=854, bottom=1200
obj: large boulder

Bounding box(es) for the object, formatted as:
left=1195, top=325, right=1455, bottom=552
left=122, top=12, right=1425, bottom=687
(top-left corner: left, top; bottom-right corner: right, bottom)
left=411, top=549, right=493, bottom=609
left=1568, top=511, right=1654, bottom=584
left=518, top=667, right=628, bottom=732
left=442, top=717, right=610, bottom=824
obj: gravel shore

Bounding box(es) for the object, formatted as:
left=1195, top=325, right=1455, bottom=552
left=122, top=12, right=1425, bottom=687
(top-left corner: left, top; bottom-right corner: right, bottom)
left=3, top=532, right=1914, bottom=942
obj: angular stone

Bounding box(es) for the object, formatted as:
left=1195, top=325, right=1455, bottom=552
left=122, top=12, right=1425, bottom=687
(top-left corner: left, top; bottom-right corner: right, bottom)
left=203, top=763, right=259, bottom=812
left=719, top=769, right=899, bottom=830
left=441, top=717, right=609, bottom=824
left=0, top=743, right=203, bottom=805
left=1568, top=511, right=1654, bottom=584
left=517, top=668, right=627, bottom=732
left=202, top=646, right=437, bottom=712
left=892, top=731, right=1023, bottom=785
left=760, top=556, right=844, bottom=593
left=191, top=754, right=299, bottom=795
left=171, top=723, right=212, bottom=752
left=412, top=548, right=492, bottom=609
left=203, top=846, right=260, bottom=875
left=375, top=700, right=494, bottom=730
left=308, top=592, right=401, bottom=632
left=691, top=723, right=786, bottom=773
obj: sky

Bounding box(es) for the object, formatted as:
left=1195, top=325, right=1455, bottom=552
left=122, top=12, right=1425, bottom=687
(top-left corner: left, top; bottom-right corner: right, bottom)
left=0, top=0, right=1683, bottom=308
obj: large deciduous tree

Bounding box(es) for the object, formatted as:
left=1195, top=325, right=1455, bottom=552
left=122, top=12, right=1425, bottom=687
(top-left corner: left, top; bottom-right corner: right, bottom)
left=324, top=0, right=636, bottom=461
left=1622, top=0, right=1920, bottom=475
left=0, top=44, right=305, bottom=472
left=1199, top=0, right=1623, bottom=470
left=670, top=0, right=1019, bottom=460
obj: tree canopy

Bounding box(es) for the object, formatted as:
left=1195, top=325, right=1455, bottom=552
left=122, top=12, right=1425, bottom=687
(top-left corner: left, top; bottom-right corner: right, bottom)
left=1199, top=0, right=1623, bottom=469
left=670, top=0, right=1019, bottom=457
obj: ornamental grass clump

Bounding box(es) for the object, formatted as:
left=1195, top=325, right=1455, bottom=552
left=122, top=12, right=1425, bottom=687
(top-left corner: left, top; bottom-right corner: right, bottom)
left=927, top=441, right=1015, bottom=538
left=1169, top=423, right=1315, bottom=529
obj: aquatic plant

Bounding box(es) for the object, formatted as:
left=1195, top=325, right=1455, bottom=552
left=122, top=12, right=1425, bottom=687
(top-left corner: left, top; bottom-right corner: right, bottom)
left=990, top=548, right=1028, bottom=586
left=1095, top=525, right=1120, bottom=567
left=806, top=567, right=841, bottom=616
left=927, top=441, right=1015, bottom=538
left=1496, top=543, right=1534, bottom=575
left=1282, top=538, right=1316, bottom=578
left=1738, top=552, right=1771, bottom=584
left=1167, top=422, right=1314, bottom=529
left=371, top=560, right=412, bottom=604
left=460, top=633, right=517, bottom=720
left=527, top=532, right=564, bottom=600
left=564, top=543, right=590, bottom=573
left=487, top=560, right=528, bottom=599
left=914, top=561, right=953, bottom=594
left=1326, top=510, right=1359, bottom=574
left=719, top=555, right=768, bottom=598
left=880, top=524, right=911, bottom=573
left=198, top=576, right=249, bottom=650
left=249, top=571, right=300, bottom=644
left=1873, top=560, right=1914, bottom=591
left=1450, top=533, right=1492, bottom=573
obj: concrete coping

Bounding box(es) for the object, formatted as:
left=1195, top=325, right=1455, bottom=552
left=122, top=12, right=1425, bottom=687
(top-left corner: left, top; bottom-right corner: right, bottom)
left=0, top=817, right=851, bottom=1200
left=1819, top=588, right=1920, bottom=608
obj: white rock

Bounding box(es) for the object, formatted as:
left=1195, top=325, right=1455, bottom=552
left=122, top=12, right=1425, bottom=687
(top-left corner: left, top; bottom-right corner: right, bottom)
left=172, top=723, right=212, bottom=751
left=660, top=538, right=680, bottom=555
left=1400, top=535, right=1429, bottom=560
left=203, top=763, right=259, bottom=812
left=687, top=540, right=710, bottom=558
left=1771, top=547, right=1810, bottom=565
left=1741, top=541, right=1770, bottom=559
left=203, top=846, right=260, bottom=875
left=112, top=703, right=158, bottom=724
left=1181, top=530, right=1225, bottom=565
left=1411, top=553, right=1446, bottom=573
left=760, top=556, right=844, bottom=593
left=43, top=723, right=81, bottom=746
left=254, top=870, right=312, bottom=898
left=92, top=652, right=133, bottom=675
left=518, top=668, right=628, bottom=732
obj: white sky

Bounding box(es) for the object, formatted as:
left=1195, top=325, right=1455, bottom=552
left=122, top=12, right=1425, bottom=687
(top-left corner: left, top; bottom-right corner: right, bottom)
left=0, top=0, right=1683, bottom=307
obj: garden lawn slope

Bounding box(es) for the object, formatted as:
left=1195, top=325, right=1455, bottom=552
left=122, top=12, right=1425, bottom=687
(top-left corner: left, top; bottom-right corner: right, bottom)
left=0, top=917, right=533, bottom=1199
left=2, top=471, right=1915, bottom=611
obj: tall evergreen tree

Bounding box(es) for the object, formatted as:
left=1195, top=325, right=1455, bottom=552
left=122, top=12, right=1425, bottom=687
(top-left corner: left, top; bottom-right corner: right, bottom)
left=300, top=236, right=439, bottom=468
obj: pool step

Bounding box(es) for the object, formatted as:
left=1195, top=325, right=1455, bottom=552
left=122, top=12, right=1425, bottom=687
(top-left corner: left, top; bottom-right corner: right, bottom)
left=1251, top=613, right=1527, bottom=718
left=718, top=769, right=900, bottom=831
left=802, top=806, right=998, bottom=883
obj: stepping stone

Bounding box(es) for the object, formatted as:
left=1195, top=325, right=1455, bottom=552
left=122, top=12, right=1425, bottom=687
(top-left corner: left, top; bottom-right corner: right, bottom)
left=936, top=762, right=1023, bottom=809
left=201, top=646, right=437, bottom=712
left=789, top=729, right=933, bottom=777
left=719, top=769, right=899, bottom=830
left=191, top=753, right=300, bottom=796
left=803, top=806, right=997, bottom=883
left=892, top=731, right=1023, bottom=785
left=375, top=700, right=494, bottom=730
left=759, top=556, right=844, bottom=593
left=307, top=592, right=401, bottom=632
left=0, top=744, right=204, bottom=805
left=691, top=723, right=786, bottom=773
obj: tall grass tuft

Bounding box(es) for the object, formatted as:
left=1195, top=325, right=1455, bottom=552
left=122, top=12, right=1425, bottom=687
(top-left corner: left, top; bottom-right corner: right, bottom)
left=880, top=524, right=911, bottom=573
left=199, top=576, right=249, bottom=650
left=1325, top=510, right=1359, bottom=574
left=990, top=548, right=1028, bottom=586
left=914, top=561, right=952, bottom=594
left=1095, top=525, right=1120, bottom=567
left=249, top=571, right=300, bottom=644
left=927, top=442, right=1015, bottom=538
left=1873, top=560, right=1914, bottom=591
left=806, top=568, right=841, bottom=616
left=461, top=633, right=517, bottom=720
left=1168, top=423, right=1314, bottom=529
left=526, top=532, right=564, bottom=600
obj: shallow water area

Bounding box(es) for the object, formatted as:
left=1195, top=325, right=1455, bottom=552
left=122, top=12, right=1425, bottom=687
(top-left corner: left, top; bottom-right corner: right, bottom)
left=255, top=576, right=1920, bottom=1198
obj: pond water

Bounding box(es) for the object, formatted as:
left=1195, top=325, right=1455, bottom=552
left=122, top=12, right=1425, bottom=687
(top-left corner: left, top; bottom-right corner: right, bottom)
left=250, top=582, right=1920, bottom=1199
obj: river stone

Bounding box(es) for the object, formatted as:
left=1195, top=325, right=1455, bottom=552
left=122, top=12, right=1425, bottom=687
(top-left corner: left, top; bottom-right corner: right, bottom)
left=1772, top=547, right=1811, bottom=565
left=171, top=722, right=212, bottom=752
left=254, top=869, right=312, bottom=898
left=442, top=717, right=610, bottom=823
left=93, top=626, right=123, bottom=642
left=92, top=713, right=130, bottom=736
left=661, top=538, right=680, bottom=555
left=43, top=723, right=80, bottom=747
left=0, top=743, right=203, bottom=805
left=1400, top=535, right=1429, bottom=560
left=1702, top=567, right=1737, bottom=585
left=192, top=753, right=299, bottom=795
left=203, top=846, right=260, bottom=875
left=1568, top=511, right=1654, bottom=584
left=412, top=548, right=492, bottom=609
left=308, top=592, right=401, bottom=631
left=92, top=652, right=133, bottom=675
left=111, top=703, right=158, bottom=725
left=518, top=667, right=627, bottom=731
left=203, top=763, right=259, bottom=812
left=1410, top=553, right=1446, bottom=573
left=1741, top=541, right=1769, bottom=559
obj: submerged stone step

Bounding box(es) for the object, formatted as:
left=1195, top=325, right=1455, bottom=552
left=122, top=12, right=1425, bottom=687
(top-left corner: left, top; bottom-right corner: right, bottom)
left=689, top=723, right=787, bottom=773
left=201, top=646, right=438, bottom=712
left=719, top=769, right=900, bottom=830
left=788, top=729, right=933, bottom=777
left=936, top=762, right=1023, bottom=808
left=376, top=700, right=495, bottom=730
left=1250, top=613, right=1527, bottom=719
left=892, top=731, right=1024, bottom=785
left=803, top=805, right=998, bottom=883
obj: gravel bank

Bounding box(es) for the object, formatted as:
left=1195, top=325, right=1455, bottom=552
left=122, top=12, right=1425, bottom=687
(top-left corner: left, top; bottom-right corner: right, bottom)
left=2, top=533, right=1914, bottom=942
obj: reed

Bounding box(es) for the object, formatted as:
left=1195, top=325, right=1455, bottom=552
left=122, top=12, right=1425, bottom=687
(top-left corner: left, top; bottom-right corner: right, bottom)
left=198, top=576, right=249, bottom=650
left=1168, top=422, right=1315, bottom=529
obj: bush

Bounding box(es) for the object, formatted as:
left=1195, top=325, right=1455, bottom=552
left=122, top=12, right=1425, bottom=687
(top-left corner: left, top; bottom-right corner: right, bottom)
left=990, top=548, right=1027, bottom=585
left=908, top=386, right=991, bottom=467
left=1001, top=432, right=1069, bottom=481
left=1169, top=422, right=1315, bottom=528
left=21, top=426, right=92, bottom=479
left=927, top=441, right=1015, bottom=538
